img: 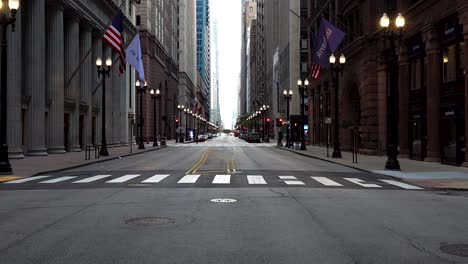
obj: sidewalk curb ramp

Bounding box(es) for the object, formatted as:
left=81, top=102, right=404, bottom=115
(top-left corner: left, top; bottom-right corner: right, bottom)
left=32, top=145, right=167, bottom=177
left=275, top=146, right=459, bottom=191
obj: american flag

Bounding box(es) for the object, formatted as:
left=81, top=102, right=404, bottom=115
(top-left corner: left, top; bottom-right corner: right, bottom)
left=103, top=10, right=126, bottom=74
left=309, top=63, right=321, bottom=79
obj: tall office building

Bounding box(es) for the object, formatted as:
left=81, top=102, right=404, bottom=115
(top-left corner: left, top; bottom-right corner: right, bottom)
left=196, top=0, right=211, bottom=119
left=211, top=17, right=221, bottom=127
left=240, top=0, right=257, bottom=115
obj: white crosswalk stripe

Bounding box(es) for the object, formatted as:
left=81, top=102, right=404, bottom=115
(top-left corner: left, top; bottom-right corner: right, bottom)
left=247, top=175, right=267, bottom=185
left=311, top=177, right=343, bottom=186
left=106, top=174, right=141, bottom=183
left=73, top=175, right=110, bottom=183
left=4, top=176, right=50, bottom=184
left=142, top=174, right=170, bottom=183
left=212, top=175, right=231, bottom=184
left=178, top=174, right=201, bottom=183
left=279, top=176, right=305, bottom=185
left=1, top=174, right=423, bottom=190
left=344, top=178, right=382, bottom=188
left=378, top=179, right=423, bottom=190
left=40, top=176, right=77, bottom=184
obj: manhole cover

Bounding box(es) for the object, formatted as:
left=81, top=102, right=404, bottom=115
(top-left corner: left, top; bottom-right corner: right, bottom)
left=440, top=244, right=468, bottom=257
left=210, top=198, right=237, bottom=203
left=125, top=217, right=175, bottom=226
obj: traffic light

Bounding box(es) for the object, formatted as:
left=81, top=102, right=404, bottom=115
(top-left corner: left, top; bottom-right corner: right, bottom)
left=266, top=117, right=271, bottom=123
left=175, top=118, right=179, bottom=123
left=276, top=118, right=283, bottom=127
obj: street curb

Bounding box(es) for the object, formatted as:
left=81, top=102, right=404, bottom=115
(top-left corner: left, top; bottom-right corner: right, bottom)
left=32, top=145, right=167, bottom=177
left=275, top=146, right=466, bottom=191
left=275, top=146, right=372, bottom=174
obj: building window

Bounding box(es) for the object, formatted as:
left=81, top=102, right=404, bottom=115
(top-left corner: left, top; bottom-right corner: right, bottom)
left=250, top=7, right=253, bottom=12
left=460, top=41, right=465, bottom=78
left=443, top=44, right=457, bottom=83
left=410, top=57, right=422, bottom=90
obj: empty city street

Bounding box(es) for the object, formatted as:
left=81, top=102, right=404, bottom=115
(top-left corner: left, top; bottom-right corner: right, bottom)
left=0, top=135, right=467, bottom=264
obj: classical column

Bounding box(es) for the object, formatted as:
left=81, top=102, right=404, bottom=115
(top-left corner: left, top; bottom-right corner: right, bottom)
left=112, top=51, right=121, bottom=146
left=24, top=0, right=48, bottom=156
left=398, top=44, right=410, bottom=158
left=92, top=34, right=102, bottom=146
left=7, top=3, right=24, bottom=158
left=423, top=26, right=441, bottom=162
left=80, top=25, right=93, bottom=149
left=103, top=46, right=113, bottom=146
left=65, top=16, right=81, bottom=152
left=461, top=7, right=468, bottom=166
left=45, top=2, right=66, bottom=154
left=120, top=64, right=129, bottom=145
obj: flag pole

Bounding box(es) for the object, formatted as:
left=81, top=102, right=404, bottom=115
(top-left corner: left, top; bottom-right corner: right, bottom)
left=64, top=1, right=126, bottom=92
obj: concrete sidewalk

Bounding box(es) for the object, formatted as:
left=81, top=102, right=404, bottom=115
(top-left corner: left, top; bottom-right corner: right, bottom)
left=0, top=140, right=176, bottom=180
left=278, top=145, right=468, bottom=190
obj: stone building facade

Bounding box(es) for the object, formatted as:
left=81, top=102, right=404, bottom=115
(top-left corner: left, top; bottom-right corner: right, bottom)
left=307, top=0, right=468, bottom=166
left=7, top=0, right=137, bottom=158
left=135, top=0, right=179, bottom=142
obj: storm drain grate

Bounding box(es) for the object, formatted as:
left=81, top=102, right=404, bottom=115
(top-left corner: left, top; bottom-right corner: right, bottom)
left=210, top=198, right=237, bottom=203
left=440, top=244, right=468, bottom=257
left=125, top=217, right=175, bottom=226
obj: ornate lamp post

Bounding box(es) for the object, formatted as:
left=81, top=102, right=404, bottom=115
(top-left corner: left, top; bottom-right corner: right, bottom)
left=184, top=108, right=188, bottom=141
left=135, top=80, right=146, bottom=150
left=283, top=89, right=293, bottom=148
left=329, top=53, right=346, bottom=158
left=177, top=105, right=184, bottom=143
left=150, top=87, right=160, bottom=147
left=0, top=0, right=19, bottom=174
left=380, top=12, right=405, bottom=170
left=96, top=57, right=112, bottom=157
left=297, top=79, right=309, bottom=150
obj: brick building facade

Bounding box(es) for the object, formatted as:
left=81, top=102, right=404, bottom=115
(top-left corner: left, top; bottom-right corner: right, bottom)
left=307, top=0, right=468, bottom=165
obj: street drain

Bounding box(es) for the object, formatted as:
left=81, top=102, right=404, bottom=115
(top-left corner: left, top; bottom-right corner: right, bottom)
left=210, top=198, right=237, bottom=203
left=125, top=217, right=175, bottom=226
left=440, top=244, right=468, bottom=257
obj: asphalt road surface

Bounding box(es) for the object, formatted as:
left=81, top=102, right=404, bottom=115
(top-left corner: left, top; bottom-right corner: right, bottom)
left=1, top=135, right=467, bottom=263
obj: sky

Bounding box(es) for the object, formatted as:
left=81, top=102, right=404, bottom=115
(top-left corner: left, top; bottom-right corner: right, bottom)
left=211, top=0, right=241, bottom=129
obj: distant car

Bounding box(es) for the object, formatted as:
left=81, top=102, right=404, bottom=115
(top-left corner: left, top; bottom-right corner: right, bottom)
left=248, top=132, right=260, bottom=143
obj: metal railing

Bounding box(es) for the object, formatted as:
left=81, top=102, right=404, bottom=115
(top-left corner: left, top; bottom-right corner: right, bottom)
left=85, top=145, right=100, bottom=160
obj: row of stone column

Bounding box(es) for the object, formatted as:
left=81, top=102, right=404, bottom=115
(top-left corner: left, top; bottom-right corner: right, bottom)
left=398, top=8, right=468, bottom=163
left=7, top=0, right=131, bottom=158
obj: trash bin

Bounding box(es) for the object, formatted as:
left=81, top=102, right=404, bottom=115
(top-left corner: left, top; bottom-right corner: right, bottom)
left=161, top=137, right=166, bottom=146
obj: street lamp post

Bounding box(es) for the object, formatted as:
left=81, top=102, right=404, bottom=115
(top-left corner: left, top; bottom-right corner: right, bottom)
left=264, top=105, right=270, bottom=142
left=96, top=57, right=112, bottom=157
left=150, top=87, right=160, bottom=147
left=297, top=79, right=308, bottom=150
left=0, top=0, right=19, bottom=174
left=283, top=89, right=293, bottom=148
left=329, top=53, right=346, bottom=158
left=136, top=80, right=146, bottom=150
left=380, top=12, right=405, bottom=170
left=184, top=108, right=188, bottom=141
left=177, top=105, right=184, bottom=143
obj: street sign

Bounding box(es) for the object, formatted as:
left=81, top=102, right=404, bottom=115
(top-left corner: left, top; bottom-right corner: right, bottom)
left=325, top=117, right=332, bottom=124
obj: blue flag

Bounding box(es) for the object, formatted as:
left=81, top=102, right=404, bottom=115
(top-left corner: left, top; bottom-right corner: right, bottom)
left=312, top=19, right=345, bottom=69
left=125, top=33, right=145, bottom=81
left=322, top=18, right=345, bottom=51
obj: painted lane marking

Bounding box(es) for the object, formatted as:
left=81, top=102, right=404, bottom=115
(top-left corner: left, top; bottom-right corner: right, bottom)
left=106, top=174, right=141, bottom=183
left=279, top=176, right=297, bottom=180
left=247, top=175, right=267, bottom=185
left=40, top=176, right=77, bottom=184
left=311, top=177, right=343, bottom=186
left=4, top=176, right=50, bottom=184
left=212, top=175, right=231, bottom=184
left=344, top=178, right=382, bottom=188
left=73, top=175, right=111, bottom=183
left=142, top=174, right=171, bottom=183
left=178, top=174, right=201, bottom=183
left=0, top=176, right=21, bottom=182
left=284, top=180, right=306, bottom=185
left=378, top=179, right=423, bottom=190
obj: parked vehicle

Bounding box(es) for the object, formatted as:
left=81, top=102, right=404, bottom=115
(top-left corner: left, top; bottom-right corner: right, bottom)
left=248, top=132, right=260, bottom=143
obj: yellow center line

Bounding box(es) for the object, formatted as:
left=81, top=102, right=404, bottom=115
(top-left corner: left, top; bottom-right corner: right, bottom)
left=193, top=151, right=209, bottom=174
left=0, top=176, right=20, bottom=182
left=186, top=151, right=209, bottom=174
left=231, top=159, right=236, bottom=172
